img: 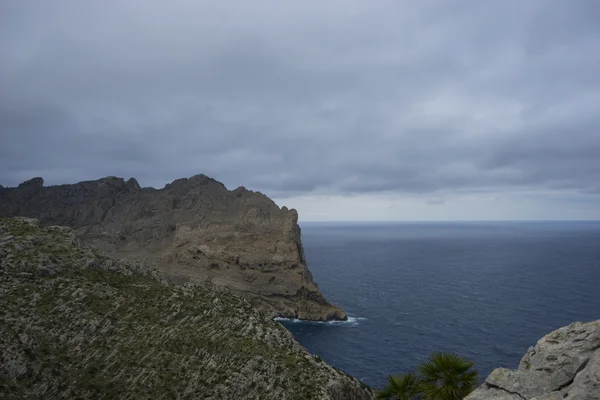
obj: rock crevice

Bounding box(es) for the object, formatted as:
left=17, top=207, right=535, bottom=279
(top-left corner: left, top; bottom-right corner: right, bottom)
left=485, top=382, right=526, bottom=400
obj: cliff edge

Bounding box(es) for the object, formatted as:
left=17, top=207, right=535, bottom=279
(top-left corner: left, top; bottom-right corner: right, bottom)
left=0, top=175, right=346, bottom=321
left=466, top=320, right=600, bottom=400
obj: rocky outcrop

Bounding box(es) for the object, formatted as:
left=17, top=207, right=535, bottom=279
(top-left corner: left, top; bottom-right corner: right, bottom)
left=0, top=217, right=372, bottom=399
left=466, top=320, right=600, bottom=400
left=0, top=175, right=346, bottom=321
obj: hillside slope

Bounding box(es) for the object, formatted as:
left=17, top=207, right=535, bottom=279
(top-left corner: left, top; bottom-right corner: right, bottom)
left=0, top=217, right=372, bottom=399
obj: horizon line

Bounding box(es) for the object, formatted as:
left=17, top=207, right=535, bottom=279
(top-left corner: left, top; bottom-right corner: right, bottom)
left=299, top=219, right=600, bottom=223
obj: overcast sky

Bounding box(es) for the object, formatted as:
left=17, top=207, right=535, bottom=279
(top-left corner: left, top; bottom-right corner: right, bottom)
left=1, top=1, right=599, bottom=220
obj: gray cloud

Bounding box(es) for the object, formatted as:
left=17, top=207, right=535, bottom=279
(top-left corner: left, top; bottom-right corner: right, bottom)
left=1, top=1, right=599, bottom=212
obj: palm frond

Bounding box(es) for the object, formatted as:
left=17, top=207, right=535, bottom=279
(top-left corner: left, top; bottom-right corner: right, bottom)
left=376, top=372, right=422, bottom=400
left=417, top=352, right=478, bottom=400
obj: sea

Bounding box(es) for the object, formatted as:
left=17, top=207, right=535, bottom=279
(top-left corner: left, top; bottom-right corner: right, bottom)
left=278, top=221, right=600, bottom=389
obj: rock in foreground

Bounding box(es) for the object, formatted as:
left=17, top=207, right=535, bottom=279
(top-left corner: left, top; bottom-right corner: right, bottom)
left=0, top=217, right=372, bottom=399
left=466, top=320, right=600, bottom=400
left=0, top=175, right=346, bottom=321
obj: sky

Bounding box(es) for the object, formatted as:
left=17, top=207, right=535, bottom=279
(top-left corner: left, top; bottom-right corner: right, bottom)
left=1, top=1, right=599, bottom=221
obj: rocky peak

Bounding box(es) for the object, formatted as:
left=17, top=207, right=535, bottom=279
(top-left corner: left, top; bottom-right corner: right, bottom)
left=18, top=177, right=44, bottom=188
left=125, top=177, right=141, bottom=192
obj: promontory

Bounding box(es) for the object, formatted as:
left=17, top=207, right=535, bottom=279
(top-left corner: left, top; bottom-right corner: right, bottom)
left=0, top=175, right=345, bottom=321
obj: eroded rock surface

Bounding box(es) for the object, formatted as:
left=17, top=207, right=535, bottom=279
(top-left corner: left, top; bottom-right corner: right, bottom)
left=0, top=175, right=345, bottom=321
left=466, top=320, right=600, bottom=400
left=0, top=217, right=372, bottom=399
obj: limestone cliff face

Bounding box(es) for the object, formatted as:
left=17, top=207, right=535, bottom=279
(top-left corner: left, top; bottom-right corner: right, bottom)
left=0, top=175, right=346, bottom=321
left=466, top=320, right=600, bottom=400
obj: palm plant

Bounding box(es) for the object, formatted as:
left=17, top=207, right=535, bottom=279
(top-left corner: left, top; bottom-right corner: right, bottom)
left=376, top=372, right=421, bottom=400
left=417, top=352, right=478, bottom=400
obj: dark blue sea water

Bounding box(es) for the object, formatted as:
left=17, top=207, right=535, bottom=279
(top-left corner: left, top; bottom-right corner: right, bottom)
left=279, top=221, right=600, bottom=389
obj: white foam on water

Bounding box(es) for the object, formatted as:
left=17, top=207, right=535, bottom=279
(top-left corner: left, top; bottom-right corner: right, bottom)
left=274, top=316, right=366, bottom=326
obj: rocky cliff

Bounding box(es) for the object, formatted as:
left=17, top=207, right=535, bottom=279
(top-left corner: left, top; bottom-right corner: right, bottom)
left=0, top=217, right=372, bottom=399
left=466, top=320, right=600, bottom=400
left=0, top=175, right=345, bottom=321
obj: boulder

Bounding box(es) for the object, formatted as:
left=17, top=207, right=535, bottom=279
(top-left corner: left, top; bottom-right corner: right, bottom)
left=466, top=320, right=600, bottom=399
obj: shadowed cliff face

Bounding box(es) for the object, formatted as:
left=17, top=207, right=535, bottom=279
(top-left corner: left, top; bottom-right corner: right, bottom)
left=0, top=175, right=346, bottom=321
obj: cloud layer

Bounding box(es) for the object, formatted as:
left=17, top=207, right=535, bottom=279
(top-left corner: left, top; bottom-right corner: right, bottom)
left=1, top=1, right=599, bottom=219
